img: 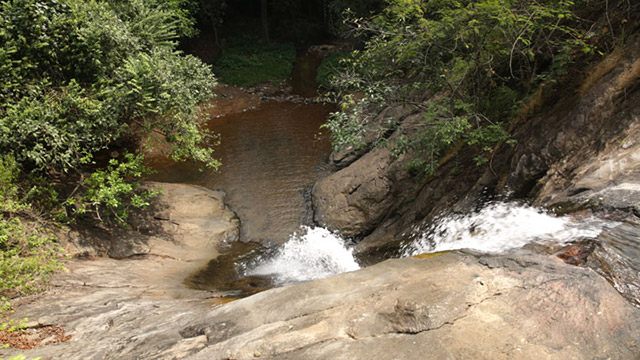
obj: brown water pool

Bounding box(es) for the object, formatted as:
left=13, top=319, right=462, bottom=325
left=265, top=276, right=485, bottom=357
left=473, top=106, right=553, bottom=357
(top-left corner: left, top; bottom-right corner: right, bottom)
left=149, top=101, right=334, bottom=245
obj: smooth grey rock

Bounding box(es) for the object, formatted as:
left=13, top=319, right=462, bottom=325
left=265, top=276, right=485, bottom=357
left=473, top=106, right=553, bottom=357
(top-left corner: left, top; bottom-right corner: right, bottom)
left=6, top=251, right=640, bottom=359
left=535, top=122, right=640, bottom=215
left=2, top=182, right=240, bottom=359
left=313, top=147, right=401, bottom=237
left=187, top=252, right=640, bottom=360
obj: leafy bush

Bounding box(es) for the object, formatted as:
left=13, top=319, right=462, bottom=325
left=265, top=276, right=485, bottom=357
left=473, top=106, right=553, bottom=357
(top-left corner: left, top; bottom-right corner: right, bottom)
left=325, top=0, right=385, bottom=35
left=316, top=51, right=350, bottom=90
left=0, top=156, right=62, bottom=298
left=0, top=0, right=213, bottom=296
left=326, top=0, right=597, bottom=174
left=0, top=217, right=62, bottom=297
left=65, top=154, right=161, bottom=224
left=0, top=81, right=118, bottom=174
left=0, top=0, right=217, bottom=176
left=214, top=36, right=295, bottom=86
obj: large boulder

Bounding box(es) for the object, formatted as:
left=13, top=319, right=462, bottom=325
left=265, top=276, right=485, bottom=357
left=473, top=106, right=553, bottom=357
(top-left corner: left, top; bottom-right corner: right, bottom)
left=188, top=251, right=640, bottom=359
left=312, top=147, right=400, bottom=237
left=63, top=181, right=239, bottom=259
left=312, top=109, right=423, bottom=238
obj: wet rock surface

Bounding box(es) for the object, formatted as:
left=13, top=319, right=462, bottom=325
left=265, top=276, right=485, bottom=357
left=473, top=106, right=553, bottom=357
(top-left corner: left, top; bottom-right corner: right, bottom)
left=5, top=184, right=640, bottom=359
left=535, top=122, right=640, bottom=216
left=317, top=35, right=640, bottom=254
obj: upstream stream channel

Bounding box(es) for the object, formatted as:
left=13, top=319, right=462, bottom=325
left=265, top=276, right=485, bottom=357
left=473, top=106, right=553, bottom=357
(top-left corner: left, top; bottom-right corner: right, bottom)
left=147, top=50, right=640, bottom=307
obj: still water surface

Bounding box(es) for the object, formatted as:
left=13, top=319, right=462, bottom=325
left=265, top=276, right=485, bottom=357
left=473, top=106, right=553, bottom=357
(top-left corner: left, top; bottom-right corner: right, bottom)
left=150, top=101, right=333, bottom=245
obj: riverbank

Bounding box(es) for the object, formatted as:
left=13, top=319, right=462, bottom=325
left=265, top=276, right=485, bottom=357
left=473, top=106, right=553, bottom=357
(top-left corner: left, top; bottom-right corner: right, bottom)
left=0, top=182, right=239, bottom=356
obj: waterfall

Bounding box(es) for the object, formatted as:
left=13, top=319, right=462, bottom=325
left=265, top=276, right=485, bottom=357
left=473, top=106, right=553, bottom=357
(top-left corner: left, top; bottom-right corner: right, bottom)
left=246, top=203, right=615, bottom=285
left=402, top=202, right=611, bottom=256
left=246, top=226, right=360, bottom=284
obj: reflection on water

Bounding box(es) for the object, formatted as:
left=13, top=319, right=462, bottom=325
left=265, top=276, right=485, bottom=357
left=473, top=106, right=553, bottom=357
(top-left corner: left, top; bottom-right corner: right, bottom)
left=150, top=101, right=333, bottom=245
left=290, top=51, right=322, bottom=97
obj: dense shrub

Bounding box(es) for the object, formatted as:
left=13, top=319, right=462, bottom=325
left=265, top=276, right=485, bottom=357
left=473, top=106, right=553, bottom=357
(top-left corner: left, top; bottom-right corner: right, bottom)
left=325, top=0, right=604, bottom=175
left=0, top=156, right=62, bottom=298
left=0, top=0, right=217, bottom=222
left=316, top=51, right=350, bottom=90
left=0, top=0, right=215, bottom=297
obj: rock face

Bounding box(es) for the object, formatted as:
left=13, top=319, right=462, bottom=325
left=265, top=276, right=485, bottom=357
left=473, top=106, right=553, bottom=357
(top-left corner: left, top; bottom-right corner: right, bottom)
left=316, top=35, right=640, bottom=252
left=1, top=182, right=240, bottom=358
left=312, top=107, right=420, bottom=238
left=312, top=147, right=400, bottom=237
left=534, top=121, right=640, bottom=216
left=9, top=251, right=639, bottom=359
left=188, top=252, right=640, bottom=360
left=62, top=181, right=239, bottom=260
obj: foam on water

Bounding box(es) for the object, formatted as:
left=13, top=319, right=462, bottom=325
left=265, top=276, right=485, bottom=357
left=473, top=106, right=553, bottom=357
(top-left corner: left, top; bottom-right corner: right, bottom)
left=246, top=203, right=615, bottom=285
left=246, top=226, right=360, bottom=285
left=402, top=202, right=611, bottom=256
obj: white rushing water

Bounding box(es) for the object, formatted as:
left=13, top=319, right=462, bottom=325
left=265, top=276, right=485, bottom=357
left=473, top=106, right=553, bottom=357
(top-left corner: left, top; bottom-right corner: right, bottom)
left=246, top=203, right=614, bottom=285
left=402, top=202, right=611, bottom=256
left=246, top=226, right=360, bottom=285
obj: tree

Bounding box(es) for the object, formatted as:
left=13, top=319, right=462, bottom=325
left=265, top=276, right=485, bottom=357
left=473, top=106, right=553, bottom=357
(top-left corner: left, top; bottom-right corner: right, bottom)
left=325, top=0, right=596, bottom=175
left=199, top=0, right=227, bottom=49
left=0, top=0, right=218, bottom=223
left=261, top=0, right=270, bottom=43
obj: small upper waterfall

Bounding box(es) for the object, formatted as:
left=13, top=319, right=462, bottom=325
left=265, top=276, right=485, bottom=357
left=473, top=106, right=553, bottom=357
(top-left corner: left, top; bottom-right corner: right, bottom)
left=402, top=202, right=613, bottom=256
left=245, top=203, right=617, bottom=285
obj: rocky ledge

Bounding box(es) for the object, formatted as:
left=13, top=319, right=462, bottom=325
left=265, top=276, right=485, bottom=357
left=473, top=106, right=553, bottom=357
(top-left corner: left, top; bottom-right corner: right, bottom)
left=7, top=250, right=640, bottom=359
left=1, top=182, right=239, bottom=358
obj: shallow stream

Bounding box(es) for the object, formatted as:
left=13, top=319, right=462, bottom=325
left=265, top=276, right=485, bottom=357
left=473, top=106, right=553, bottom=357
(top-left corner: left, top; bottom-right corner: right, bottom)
left=148, top=50, right=640, bottom=305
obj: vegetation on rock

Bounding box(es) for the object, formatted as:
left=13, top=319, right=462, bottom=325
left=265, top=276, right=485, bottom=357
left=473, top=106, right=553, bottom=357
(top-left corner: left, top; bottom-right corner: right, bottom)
left=324, top=0, right=631, bottom=175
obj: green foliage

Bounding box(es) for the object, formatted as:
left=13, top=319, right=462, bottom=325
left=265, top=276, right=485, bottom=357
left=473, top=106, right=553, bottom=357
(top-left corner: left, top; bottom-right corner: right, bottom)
left=146, top=0, right=200, bottom=38
left=0, top=0, right=211, bottom=297
left=0, top=0, right=217, bottom=176
left=0, top=81, right=118, bottom=174
left=66, top=154, right=161, bottom=224
left=0, top=297, right=27, bottom=333
left=325, top=0, right=385, bottom=35
left=0, top=354, right=40, bottom=360
left=0, top=157, right=29, bottom=214
left=108, top=49, right=218, bottom=167
left=214, top=36, right=295, bottom=86
left=0, top=157, right=62, bottom=298
left=316, top=52, right=351, bottom=90
left=326, top=0, right=597, bottom=174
